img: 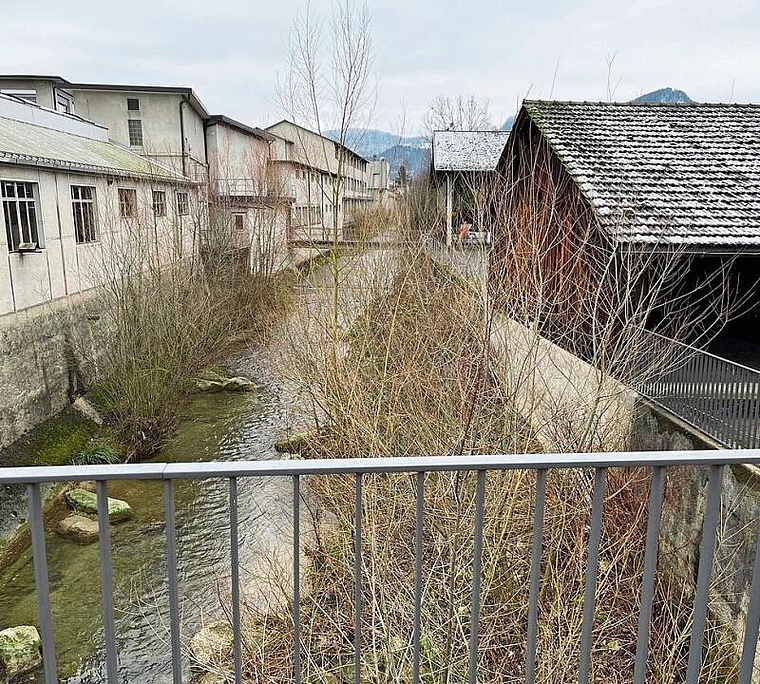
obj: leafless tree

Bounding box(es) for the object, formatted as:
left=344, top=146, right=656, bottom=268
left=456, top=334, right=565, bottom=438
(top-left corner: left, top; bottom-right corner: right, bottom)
left=278, top=0, right=376, bottom=339
left=423, top=94, right=496, bottom=134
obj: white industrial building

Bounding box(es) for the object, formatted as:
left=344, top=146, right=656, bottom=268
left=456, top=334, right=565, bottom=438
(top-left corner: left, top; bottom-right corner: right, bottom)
left=266, top=120, right=374, bottom=242
left=0, top=92, right=196, bottom=316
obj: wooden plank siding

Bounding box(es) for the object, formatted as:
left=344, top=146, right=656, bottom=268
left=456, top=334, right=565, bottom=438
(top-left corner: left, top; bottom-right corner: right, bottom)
left=490, top=114, right=607, bottom=353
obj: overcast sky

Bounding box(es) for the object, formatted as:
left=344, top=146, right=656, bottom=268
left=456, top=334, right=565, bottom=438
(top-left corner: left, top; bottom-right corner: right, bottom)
left=1, top=0, right=759, bottom=134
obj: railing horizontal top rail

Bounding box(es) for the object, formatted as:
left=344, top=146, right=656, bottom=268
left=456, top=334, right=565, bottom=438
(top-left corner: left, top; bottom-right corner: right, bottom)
left=2, top=449, right=760, bottom=484
left=647, top=329, right=760, bottom=376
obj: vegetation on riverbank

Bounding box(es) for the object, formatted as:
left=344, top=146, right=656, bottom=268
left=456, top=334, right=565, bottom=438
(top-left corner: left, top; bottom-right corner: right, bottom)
left=211, top=242, right=738, bottom=683
left=90, top=238, right=298, bottom=460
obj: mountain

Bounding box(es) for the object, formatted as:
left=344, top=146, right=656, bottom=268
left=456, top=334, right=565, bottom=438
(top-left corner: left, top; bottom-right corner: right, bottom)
left=377, top=144, right=430, bottom=179
left=324, top=127, right=430, bottom=179
left=501, top=115, right=516, bottom=131
left=324, top=128, right=427, bottom=160
left=631, top=88, right=692, bottom=104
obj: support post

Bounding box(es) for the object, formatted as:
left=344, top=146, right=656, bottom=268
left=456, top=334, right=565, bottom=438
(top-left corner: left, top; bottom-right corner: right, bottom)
left=446, top=174, right=453, bottom=247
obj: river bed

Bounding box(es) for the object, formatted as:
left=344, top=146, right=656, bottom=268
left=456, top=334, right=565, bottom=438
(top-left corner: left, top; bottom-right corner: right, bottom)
left=0, top=248, right=397, bottom=683
left=0, top=351, right=303, bottom=683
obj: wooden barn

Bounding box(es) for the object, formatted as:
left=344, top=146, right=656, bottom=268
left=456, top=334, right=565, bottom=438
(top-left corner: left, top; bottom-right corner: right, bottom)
left=491, top=100, right=760, bottom=362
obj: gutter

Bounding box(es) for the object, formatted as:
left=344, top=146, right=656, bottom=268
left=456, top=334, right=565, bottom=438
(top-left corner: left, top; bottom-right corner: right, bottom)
left=179, top=96, right=189, bottom=177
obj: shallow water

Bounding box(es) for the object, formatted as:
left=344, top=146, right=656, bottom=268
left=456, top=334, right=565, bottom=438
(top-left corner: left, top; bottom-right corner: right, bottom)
left=0, top=361, right=297, bottom=683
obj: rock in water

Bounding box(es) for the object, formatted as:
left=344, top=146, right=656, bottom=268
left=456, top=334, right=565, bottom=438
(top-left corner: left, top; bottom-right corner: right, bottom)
left=65, top=488, right=133, bottom=523
left=57, top=515, right=100, bottom=543
left=0, top=626, right=42, bottom=677
left=189, top=621, right=234, bottom=671
left=195, top=370, right=257, bottom=393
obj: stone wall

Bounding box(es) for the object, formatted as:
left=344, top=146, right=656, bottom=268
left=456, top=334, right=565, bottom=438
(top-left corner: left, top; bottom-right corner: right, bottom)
left=0, top=294, right=103, bottom=450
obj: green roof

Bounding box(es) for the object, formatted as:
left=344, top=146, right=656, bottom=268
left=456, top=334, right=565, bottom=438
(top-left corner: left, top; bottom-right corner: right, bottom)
left=0, top=116, right=185, bottom=180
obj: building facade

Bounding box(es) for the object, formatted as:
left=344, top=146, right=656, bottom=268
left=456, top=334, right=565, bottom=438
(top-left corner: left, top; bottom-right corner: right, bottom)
left=205, top=115, right=290, bottom=274
left=0, top=92, right=199, bottom=448
left=266, top=120, right=373, bottom=241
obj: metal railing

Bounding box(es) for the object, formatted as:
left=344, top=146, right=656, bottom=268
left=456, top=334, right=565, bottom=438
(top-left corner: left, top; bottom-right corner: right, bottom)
left=640, top=332, right=760, bottom=448
left=3, top=450, right=760, bottom=683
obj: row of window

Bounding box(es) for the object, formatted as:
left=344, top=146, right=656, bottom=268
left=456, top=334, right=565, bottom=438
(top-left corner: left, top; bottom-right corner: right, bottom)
left=293, top=205, right=324, bottom=227
left=333, top=144, right=368, bottom=173
left=0, top=180, right=190, bottom=252
left=345, top=178, right=367, bottom=193
left=296, top=169, right=367, bottom=196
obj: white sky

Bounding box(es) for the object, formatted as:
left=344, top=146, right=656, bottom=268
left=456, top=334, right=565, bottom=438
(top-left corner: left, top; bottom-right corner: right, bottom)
left=1, top=0, right=759, bottom=134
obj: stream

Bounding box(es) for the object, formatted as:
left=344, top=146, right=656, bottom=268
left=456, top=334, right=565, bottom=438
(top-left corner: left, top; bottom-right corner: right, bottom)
left=0, top=350, right=300, bottom=683
left=0, top=248, right=397, bottom=683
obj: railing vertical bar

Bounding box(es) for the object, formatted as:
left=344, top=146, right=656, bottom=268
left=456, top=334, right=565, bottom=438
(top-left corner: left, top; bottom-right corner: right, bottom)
left=97, top=480, right=118, bottom=683
left=27, top=483, right=57, bottom=684
left=293, top=475, right=301, bottom=684
left=741, top=371, right=752, bottom=449
left=229, top=478, right=242, bottom=684
left=746, top=378, right=757, bottom=448
left=468, top=470, right=487, bottom=684
left=738, top=518, right=760, bottom=684
left=682, top=358, right=692, bottom=423
left=706, top=356, right=720, bottom=440
left=728, top=364, right=739, bottom=447
left=163, top=479, right=182, bottom=684
left=678, top=359, right=688, bottom=420
left=751, top=381, right=760, bottom=449
left=686, top=464, right=724, bottom=684
left=718, top=360, right=729, bottom=445
left=633, top=466, right=666, bottom=684
left=697, top=354, right=708, bottom=428
left=526, top=468, right=548, bottom=684
left=413, top=471, right=425, bottom=684
left=354, top=473, right=363, bottom=684
left=579, top=467, right=607, bottom=684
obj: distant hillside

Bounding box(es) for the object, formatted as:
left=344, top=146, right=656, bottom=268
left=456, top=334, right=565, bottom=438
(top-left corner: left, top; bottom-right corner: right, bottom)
left=323, top=127, right=430, bottom=179
left=631, top=88, right=692, bottom=104
left=325, top=128, right=427, bottom=160
left=377, top=144, right=430, bottom=179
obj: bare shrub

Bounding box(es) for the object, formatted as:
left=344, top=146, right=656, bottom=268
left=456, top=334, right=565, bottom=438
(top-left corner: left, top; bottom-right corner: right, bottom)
left=90, top=184, right=294, bottom=459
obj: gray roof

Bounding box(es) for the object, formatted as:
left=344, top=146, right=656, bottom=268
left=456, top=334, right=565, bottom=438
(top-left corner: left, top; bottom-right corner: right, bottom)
left=206, top=115, right=275, bottom=142
left=0, top=115, right=184, bottom=180
left=522, top=100, right=760, bottom=247
left=432, top=130, right=510, bottom=172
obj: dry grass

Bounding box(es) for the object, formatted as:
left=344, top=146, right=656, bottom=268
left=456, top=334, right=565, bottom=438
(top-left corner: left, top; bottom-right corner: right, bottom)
left=215, top=245, right=739, bottom=683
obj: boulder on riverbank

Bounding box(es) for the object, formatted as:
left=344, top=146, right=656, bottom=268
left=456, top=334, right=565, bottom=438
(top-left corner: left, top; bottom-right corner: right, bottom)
left=274, top=430, right=315, bottom=454
left=195, top=370, right=257, bottom=393
left=65, top=488, right=133, bottom=523
left=57, top=515, right=100, bottom=543
left=0, top=625, right=42, bottom=678
left=189, top=621, right=234, bottom=672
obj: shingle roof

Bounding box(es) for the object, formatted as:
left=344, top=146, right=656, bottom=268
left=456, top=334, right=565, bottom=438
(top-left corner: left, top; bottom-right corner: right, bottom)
left=433, top=130, right=510, bottom=172
left=522, top=100, right=760, bottom=247
left=0, top=115, right=183, bottom=180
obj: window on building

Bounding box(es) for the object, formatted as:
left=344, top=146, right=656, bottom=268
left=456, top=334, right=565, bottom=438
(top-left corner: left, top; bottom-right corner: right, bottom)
left=1, top=89, right=37, bottom=103
left=128, top=119, right=143, bottom=146
left=152, top=190, right=166, bottom=217
left=118, top=188, right=137, bottom=218
left=127, top=98, right=140, bottom=111
left=234, top=214, right=245, bottom=232
left=71, top=185, right=97, bottom=243
left=2, top=181, right=41, bottom=252
left=56, top=93, right=73, bottom=114
left=176, top=192, right=189, bottom=216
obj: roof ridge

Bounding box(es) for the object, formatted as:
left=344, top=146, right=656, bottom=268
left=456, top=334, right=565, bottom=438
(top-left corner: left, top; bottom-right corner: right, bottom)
left=523, top=99, right=760, bottom=108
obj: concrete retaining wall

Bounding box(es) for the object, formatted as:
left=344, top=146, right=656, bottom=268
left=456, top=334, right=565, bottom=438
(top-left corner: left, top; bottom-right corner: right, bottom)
left=490, top=313, right=760, bottom=675
left=0, top=294, right=103, bottom=450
